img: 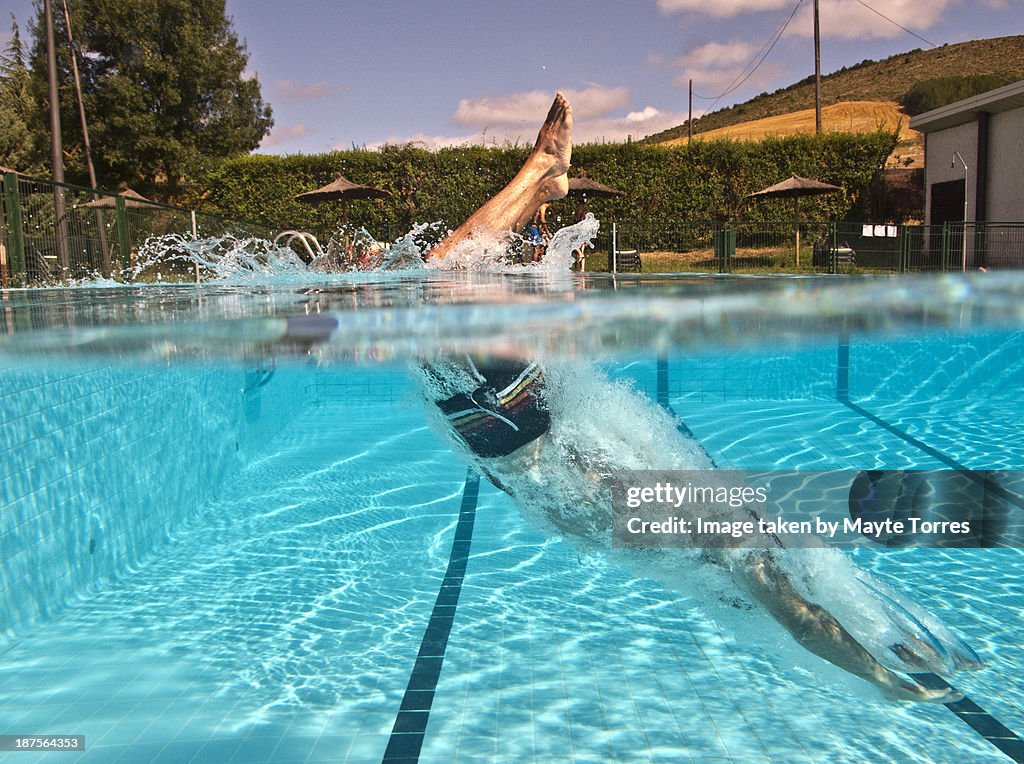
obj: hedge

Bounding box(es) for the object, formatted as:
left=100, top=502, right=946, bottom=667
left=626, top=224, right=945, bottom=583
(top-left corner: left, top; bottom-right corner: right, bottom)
left=199, top=131, right=897, bottom=244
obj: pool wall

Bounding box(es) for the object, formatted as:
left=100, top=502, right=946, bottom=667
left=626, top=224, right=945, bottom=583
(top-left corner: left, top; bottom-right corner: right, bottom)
left=848, top=331, right=1024, bottom=402
left=0, top=362, right=311, bottom=646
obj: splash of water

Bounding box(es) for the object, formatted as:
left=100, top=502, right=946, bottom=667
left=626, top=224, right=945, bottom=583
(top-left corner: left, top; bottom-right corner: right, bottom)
left=131, top=233, right=310, bottom=282
left=65, top=213, right=598, bottom=285
left=424, top=213, right=599, bottom=273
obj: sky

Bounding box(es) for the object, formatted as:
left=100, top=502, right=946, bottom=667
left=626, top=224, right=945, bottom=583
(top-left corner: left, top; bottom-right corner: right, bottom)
left=3, top=0, right=1022, bottom=154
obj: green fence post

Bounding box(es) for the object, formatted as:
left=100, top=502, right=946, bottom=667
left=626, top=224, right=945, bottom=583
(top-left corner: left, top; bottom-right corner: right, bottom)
left=975, top=222, right=988, bottom=270
left=713, top=229, right=725, bottom=273
left=114, top=194, right=130, bottom=273
left=2, top=172, right=27, bottom=285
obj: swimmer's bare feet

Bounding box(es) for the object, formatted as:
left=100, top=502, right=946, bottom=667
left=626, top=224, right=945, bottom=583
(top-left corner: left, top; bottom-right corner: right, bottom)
left=531, top=93, right=573, bottom=203
left=428, top=93, right=573, bottom=262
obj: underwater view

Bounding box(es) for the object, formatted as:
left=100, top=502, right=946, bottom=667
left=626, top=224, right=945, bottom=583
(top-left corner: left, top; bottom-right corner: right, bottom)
left=2, top=226, right=1024, bottom=762
left=4, top=0, right=1024, bottom=759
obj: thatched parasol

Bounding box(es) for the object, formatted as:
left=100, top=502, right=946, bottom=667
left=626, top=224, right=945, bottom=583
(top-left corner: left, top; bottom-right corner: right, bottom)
left=566, top=177, right=625, bottom=199
left=746, top=174, right=842, bottom=267
left=565, top=177, right=625, bottom=226
left=295, top=173, right=392, bottom=229
left=80, top=188, right=154, bottom=208
left=294, top=174, right=392, bottom=203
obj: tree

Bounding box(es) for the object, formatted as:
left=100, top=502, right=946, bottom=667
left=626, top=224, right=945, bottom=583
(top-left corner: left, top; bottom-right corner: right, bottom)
left=0, top=15, right=43, bottom=174
left=27, top=0, right=272, bottom=199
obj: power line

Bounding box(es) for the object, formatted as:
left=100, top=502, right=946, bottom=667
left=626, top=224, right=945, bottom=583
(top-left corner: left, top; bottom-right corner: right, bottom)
left=856, top=1, right=1023, bottom=88
left=693, top=0, right=805, bottom=114
left=853, top=0, right=938, bottom=48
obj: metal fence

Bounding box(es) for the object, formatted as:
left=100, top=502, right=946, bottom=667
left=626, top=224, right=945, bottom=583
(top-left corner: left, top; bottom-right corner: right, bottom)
left=589, top=220, right=1024, bottom=274
left=1, top=172, right=279, bottom=285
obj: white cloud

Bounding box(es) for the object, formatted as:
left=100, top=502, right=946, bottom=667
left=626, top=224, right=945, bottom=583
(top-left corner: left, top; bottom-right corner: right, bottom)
left=656, top=0, right=793, bottom=18
left=260, top=123, right=314, bottom=148
left=271, top=79, right=348, bottom=103
left=363, top=133, right=480, bottom=151
left=789, top=0, right=952, bottom=40
left=672, top=40, right=759, bottom=70
left=369, top=105, right=695, bottom=150
left=656, top=0, right=953, bottom=39
left=574, top=106, right=696, bottom=143
left=452, top=86, right=631, bottom=128
left=654, top=41, right=782, bottom=99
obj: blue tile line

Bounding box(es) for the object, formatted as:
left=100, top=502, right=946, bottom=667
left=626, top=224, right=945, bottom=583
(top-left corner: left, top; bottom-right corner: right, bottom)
left=661, top=350, right=1024, bottom=763
left=657, top=356, right=719, bottom=468
left=382, top=467, right=479, bottom=764
left=911, top=673, right=1024, bottom=763
left=835, top=340, right=1024, bottom=763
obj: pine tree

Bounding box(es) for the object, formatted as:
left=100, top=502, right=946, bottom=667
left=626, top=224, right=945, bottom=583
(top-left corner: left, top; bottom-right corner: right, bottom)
left=26, top=0, right=273, bottom=200
left=0, top=15, right=43, bottom=174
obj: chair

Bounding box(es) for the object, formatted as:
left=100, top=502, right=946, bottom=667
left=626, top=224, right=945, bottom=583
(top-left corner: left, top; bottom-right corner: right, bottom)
left=614, top=248, right=642, bottom=272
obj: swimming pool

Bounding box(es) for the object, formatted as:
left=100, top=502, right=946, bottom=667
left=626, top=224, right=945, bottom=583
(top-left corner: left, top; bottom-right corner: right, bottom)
left=1, top=269, right=1023, bottom=763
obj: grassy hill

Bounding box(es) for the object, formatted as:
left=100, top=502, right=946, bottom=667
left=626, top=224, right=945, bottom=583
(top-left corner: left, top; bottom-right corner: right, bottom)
left=661, top=100, right=925, bottom=167
left=643, top=35, right=1024, bottom=144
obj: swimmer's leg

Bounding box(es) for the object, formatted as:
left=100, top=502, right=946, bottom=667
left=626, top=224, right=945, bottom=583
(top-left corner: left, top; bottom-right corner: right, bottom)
left=737, top=550, right=962, bottom=703
left=428, top=93, right=573, bottom=261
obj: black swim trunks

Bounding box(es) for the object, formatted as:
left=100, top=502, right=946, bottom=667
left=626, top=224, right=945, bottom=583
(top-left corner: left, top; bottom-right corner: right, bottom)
left=432, top=358, right=550, bottom=458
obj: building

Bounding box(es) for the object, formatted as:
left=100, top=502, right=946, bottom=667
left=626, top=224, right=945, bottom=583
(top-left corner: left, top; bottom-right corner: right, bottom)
left=911, top=80, right=1024, bottom=228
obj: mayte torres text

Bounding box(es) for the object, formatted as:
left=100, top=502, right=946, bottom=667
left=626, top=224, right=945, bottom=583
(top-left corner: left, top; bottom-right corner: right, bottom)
left=623, top=481, right=972, bottom=540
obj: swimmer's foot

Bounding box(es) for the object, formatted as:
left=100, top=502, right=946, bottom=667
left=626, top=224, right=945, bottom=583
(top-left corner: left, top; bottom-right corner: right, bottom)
left=428, top=93, right=574, bottom=262
left=529, top=92, right=573, bottom=203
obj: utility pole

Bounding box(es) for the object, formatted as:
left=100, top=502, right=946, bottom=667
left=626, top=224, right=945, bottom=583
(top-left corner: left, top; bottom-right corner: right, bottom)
left=61, top=0, right=111, bottom=275
left=688, top=79, right=693, bottom=143
left=44, top=0, right=70, bottom=274
left=61, top=0, right=97, bottom=192
left=813, top=0, right=822, bottom=135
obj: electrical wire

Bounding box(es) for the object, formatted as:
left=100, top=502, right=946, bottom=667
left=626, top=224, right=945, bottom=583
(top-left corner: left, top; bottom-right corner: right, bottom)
left=853, top=0, right=938, bottom=48
left=853, top=0, right=1018, bottom=87
left=693, top=0, right=805, bottom=114
left=689, top=0, right=1017, bottom=129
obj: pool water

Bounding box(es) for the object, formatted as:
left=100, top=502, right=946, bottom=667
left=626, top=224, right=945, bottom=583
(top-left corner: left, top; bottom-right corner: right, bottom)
left=1, top=271, right=1023, bottom=763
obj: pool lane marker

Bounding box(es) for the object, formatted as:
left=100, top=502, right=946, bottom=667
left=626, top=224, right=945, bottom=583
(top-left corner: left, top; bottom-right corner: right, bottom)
left=383, top=468, right=479, bottom=764
left=835, top=340, right=1024, bottom=762
left=656, top=356, right=719, bottom=468
left=912, top=673, right=1024, bottom=763
left=837, top=338, right=1024, bottom=763
left=662, top=351, right=1024, bottom=763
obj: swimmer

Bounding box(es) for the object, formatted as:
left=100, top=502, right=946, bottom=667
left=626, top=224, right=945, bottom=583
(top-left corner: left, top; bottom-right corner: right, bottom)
left=419, top=93, right=979, bottom=703
left=427, top=94, right=572, bottom=264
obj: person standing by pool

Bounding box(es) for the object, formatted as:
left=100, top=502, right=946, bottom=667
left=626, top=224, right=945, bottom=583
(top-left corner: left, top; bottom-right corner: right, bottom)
left=526, top=202, right=552, bottom=262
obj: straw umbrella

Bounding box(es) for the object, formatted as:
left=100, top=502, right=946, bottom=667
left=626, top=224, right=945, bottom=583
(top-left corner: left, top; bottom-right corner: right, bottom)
left=567, top=177, right=625, bottom=200
left=566, top=176, right=625, bottom=226
left=75, top=189, right=156, bottom=276
left=294, top=173, right=392, bottom=225
left=79, top=187, right=154, bottom=208
left=746, top=174, right=842, bottom=267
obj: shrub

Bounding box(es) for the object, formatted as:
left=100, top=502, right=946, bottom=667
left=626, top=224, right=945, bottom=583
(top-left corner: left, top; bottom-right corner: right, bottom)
left=902, top=75, right=1012, bottom=115
left=199, top=130, right=898, bottom=244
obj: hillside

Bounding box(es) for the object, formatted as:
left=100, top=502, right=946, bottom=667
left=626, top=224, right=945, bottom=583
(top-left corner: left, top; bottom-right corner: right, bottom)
left=643, top=35, right=1024, bottom=144
left=662, top=100, right=923, bottom=166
